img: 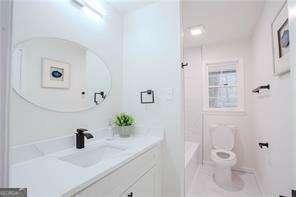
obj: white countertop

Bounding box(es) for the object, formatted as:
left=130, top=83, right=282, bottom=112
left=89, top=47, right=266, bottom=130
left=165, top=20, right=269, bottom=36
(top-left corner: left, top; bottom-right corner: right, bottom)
left=10, top=135, right=162, bottom=197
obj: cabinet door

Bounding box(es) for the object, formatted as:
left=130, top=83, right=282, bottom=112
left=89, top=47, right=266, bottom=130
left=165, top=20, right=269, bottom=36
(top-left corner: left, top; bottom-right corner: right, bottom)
left=121, top=167, right=155, bottom=197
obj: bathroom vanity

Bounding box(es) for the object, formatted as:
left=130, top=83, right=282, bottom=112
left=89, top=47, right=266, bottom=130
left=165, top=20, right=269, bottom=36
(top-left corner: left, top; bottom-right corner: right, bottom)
left=9, top=35, right=163, bottom=197
left=10, top=134, right=163, bottom=197
left=72, top=140, right=162, bottom=197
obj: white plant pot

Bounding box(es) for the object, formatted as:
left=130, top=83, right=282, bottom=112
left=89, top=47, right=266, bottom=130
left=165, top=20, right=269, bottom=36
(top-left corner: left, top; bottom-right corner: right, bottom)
left=117, top=126, right=134, bottom=138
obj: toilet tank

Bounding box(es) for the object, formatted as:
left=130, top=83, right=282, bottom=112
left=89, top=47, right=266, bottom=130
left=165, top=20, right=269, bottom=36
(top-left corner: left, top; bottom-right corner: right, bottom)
left=210, top=124, right=236, bottom=150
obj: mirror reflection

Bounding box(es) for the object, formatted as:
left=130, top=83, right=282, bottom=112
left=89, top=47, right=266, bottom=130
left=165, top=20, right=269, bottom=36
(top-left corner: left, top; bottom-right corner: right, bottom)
left=12, top=38, right=111, bottom=112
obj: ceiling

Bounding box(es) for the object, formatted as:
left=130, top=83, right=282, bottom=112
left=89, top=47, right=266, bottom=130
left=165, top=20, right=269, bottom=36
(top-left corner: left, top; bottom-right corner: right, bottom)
left=183, top=1, right=265, bottom=48
left=105, top=0, right=157, bottom=15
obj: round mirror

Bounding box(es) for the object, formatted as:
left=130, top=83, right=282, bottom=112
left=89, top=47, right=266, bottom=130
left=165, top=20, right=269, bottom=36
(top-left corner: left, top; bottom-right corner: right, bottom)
left=11, top=38, right=111, bottom=112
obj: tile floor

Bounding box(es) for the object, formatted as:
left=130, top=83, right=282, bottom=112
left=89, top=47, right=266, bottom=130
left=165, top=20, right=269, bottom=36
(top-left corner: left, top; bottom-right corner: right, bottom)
left=187, top=165, right=262, bottom=197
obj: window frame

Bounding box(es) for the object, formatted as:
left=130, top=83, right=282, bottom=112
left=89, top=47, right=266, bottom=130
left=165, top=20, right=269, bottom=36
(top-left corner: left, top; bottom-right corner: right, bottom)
left=203, top=58, right=245, bottom=113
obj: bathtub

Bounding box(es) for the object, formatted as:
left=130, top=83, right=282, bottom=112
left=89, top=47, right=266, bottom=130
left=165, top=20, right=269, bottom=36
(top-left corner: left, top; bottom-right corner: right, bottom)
left=185, top=141, right=201, bottom=194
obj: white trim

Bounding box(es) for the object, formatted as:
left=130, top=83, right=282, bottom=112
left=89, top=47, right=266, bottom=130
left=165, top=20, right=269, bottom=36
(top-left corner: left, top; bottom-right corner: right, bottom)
left=202, top=58, right=245, bottom=113
left=0, top=0, right=12, bottom=187
left=253, top=170, right=265, bottom=197
left=203, top=110, right=247, bottom=116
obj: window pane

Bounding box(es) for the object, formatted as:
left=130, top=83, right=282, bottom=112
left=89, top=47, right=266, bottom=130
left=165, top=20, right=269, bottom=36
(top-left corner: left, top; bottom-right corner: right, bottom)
left=221, top=87, right=237, bottom=107
left=209, top=98, right=220, bottom=108
left=207, top=62, right=240, bottom=109
left=221, top=70, right=236, bottom=86
left=221, top=86, right=237, bottom=98
left=208, top=87, right=238, bottom=108
left=227, top=71, right=237, bottom=86
left=208, top=71, right=220, bottom=86
left=223, top=97, right=238, bottom=107
left=209, top=97, right=238, bottom=108
left=209, top=87, right=219, bottom=97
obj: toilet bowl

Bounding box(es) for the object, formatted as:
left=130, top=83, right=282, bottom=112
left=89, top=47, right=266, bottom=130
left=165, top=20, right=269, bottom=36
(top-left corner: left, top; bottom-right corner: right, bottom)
left=210, top=124, right=237, bottom=189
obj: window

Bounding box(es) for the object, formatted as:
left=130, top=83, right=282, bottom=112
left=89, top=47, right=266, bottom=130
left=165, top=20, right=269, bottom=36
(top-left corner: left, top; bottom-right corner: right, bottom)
left=203, top=59, right=244, bottom=112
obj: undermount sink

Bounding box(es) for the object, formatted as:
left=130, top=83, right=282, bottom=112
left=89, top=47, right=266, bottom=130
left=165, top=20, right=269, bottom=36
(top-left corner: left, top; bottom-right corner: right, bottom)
left=59, top=145, right=126, bottom=167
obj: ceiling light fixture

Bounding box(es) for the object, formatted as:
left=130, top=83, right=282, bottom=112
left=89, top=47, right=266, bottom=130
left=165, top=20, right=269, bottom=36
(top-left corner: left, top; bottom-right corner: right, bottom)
left=189, top=25, right=205, bottom=36
left=72, top=0, right=103, bottom=19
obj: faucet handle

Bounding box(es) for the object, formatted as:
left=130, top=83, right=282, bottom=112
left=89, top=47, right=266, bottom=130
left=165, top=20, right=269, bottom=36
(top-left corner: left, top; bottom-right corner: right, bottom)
left=77, top=128, right=88, bottom=133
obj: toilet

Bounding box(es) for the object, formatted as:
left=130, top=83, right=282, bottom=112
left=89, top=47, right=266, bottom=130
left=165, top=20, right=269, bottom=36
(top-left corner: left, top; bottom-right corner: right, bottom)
left=210, top=124, right=237, bottom=189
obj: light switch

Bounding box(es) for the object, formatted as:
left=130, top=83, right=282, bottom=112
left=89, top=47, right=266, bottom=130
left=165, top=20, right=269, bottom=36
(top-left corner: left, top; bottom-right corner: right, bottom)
left=166, top=88, right=174, bottom=100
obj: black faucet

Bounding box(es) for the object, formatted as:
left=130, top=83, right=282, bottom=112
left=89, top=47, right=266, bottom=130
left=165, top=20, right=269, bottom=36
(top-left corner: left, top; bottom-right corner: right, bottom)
left=76, top=128, right=94, bottom=149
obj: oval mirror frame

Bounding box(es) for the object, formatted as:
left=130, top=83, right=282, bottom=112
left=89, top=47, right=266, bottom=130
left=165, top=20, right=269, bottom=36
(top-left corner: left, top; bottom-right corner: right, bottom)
left=11, top=37, right=112, bottom=113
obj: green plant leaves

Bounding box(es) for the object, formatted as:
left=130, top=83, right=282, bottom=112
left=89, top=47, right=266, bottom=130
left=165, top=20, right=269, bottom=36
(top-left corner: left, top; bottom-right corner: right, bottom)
left=114, top=113, right=135, bottom=127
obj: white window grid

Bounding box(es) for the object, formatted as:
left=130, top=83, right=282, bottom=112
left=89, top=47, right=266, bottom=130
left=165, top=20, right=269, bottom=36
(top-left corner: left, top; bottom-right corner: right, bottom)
left=203, top=59, right=244, bottom=112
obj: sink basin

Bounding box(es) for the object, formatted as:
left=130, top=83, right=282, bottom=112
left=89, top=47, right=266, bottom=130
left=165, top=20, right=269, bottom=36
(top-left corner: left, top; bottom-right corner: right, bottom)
left=59, top=145, right=126, bottom=167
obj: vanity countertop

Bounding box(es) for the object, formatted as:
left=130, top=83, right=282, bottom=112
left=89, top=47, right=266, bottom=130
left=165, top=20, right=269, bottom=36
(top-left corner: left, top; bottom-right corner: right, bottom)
left=10, top=135, right=163, bottom=197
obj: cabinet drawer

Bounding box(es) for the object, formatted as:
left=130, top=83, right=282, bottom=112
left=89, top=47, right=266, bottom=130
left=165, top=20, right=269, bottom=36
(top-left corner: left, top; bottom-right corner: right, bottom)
left=74, top=146, right=160, bottom=197
left=120, top=167, right=156, bottom=197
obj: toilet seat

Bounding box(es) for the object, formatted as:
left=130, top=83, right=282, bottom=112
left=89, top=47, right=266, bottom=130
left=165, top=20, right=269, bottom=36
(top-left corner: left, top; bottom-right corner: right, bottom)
left=211, top=149, right=237, bottom=166
left=209, top=125, right=238, bottom=189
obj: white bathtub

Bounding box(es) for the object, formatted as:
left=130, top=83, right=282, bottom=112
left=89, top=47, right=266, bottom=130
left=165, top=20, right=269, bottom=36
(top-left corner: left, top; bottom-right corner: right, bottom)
left=185, top=141, right=201, bottom=194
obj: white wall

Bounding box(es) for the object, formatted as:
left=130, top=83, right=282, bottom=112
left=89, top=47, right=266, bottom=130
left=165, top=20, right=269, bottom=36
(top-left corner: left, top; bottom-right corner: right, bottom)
left=288, top=0, right=296, bottom=190
left=183, top=47, right=202, bottom=143
left=200, top=38, right=254, bottom=170
left=10, top=0, right=123, bottom=145
left=250, top=1, right=293, bottom=196
left=123, top=2, right=183, bottom=197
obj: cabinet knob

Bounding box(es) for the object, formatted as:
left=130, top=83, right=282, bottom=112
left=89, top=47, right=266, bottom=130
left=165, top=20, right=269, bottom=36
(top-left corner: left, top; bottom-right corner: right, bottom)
left=128, top=192, right=133, bottom=197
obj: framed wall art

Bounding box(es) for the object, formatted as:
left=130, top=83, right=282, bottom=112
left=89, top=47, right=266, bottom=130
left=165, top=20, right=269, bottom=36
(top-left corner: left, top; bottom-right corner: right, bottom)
left=42, top=58, right=70, bottom=89
left=272, top=2, right=290, bottom=76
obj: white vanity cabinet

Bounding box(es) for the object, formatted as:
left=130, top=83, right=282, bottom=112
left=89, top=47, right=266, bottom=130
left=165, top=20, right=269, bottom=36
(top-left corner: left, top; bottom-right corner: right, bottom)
left=120, top=167, right=156, bottom=197
left=121, top=167, right=157, bottom=197
left=73, top=144, right=161, bottom=197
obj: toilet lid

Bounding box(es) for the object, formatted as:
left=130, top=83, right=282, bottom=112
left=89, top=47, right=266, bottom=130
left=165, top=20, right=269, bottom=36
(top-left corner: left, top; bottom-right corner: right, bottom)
left=211, top=125, right=235, bottom=150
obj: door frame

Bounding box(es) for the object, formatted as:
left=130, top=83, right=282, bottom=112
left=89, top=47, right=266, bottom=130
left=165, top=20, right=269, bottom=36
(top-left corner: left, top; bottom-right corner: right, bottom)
left=0, top=0, right=12, bottom=187
left=288, top=0, right=296, bottom=190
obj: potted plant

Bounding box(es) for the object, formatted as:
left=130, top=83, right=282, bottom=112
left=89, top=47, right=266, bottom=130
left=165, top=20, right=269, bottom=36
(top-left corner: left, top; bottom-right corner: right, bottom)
left=114, top=113, right=135, bottom=138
